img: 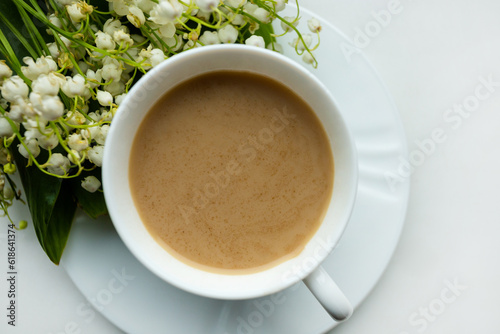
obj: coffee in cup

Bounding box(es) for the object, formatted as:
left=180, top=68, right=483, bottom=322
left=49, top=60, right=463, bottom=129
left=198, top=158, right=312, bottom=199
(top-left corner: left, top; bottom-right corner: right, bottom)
left=129, top=70, right=334, bottom=274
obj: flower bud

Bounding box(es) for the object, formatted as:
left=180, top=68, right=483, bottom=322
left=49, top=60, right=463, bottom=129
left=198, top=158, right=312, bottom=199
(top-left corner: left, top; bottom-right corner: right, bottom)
left=281, top=16, right=298, bottom=33
left=101, top=57, right=122, bottom=82
left=31, top=73, right=61, bottom=96
left=302, top=52, right=315, bottom=65
left=86, top=69, right=102, bottom=89
left=0, top=60, right=12, bottom=83
left=159, top=22, right=176, bottom=39
left=95, top=31, right=116, bottom=51
left=113, top=30, right=134, bottom=47
left=245, top=35, right=265, bottom=48
left=199, top=31, right=220, bottom=45
left=47, top=153, right=70, bottom=176
left=307, top=18, right=321, bottom=33
left=127, top=5, right=146, bottom=28
left=62, top=74, right=87, bottom=98
left=111, top=0, right=129, bottom=16
left=273, top=0, right=287, bottom=12
left=88, top=145, right=104, bottom=166
left=231, top=13, right=245, bottom=26
left=149, top=49, right=166, bottom=67
left=94, top=125, right=109, bottom=145
left=3, top=185, right=14, bottom=199
left=30, top=92, right=64, bottom=120
left=290, top=34, right=313, bottom=52
left=218, top=25, right=238, bottom=44
left=67, top=3, right=87, bottom=23
left=46, top=43, right=60, bottom=59
left=38, top=132, right=59, bottom=150
left=81, top=175, right=101, bottom=193
left=104, top=80, right=125, bottom=96
left=114, top=93, right=127, bottom=106
left=67, top=149, right=81, bottom=164
left=252, top=8, right=270, bottom=23
left=103, top=19, right=123, bottom=36
left=149, top=0, right=183, bottom=24
left=18, top=138, right=41, bottom=159
left=68, top=133, right=89, bottom=151
left=0, top=116, right=16, bottom=137
left=9, top=97, right=35, bottom=121
left=96, top=90, right=113, bottom=106
left=21, top=56, right=58, bottom=81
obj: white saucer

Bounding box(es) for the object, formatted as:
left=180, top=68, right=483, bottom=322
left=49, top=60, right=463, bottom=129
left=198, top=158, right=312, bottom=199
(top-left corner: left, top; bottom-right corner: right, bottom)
left=61, top=6, right=409, bottom=334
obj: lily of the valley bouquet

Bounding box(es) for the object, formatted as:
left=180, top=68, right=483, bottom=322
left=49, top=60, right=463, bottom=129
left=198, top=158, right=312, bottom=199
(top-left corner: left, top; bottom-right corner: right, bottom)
left=0, top=0, right=320, bottom=264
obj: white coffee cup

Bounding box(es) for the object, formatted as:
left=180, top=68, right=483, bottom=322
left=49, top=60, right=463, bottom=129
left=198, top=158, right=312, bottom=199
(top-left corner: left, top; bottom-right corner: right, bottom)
left=103, top=44, right=358, bottom=322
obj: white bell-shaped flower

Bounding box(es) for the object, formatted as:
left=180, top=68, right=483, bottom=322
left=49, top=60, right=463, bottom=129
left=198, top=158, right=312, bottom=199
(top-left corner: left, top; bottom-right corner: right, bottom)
left=103, top=19, right=123, bottom=37
left=30, top=92, right=65, bottom=120
left=281, top=16, right=299, bottom=33
left=38, top=132, right=59, bottom=150
left=113, top=30, right=134, bottom=47
left=149, top=0, right=183, bottom=25
left=127, top=5, right=146, bottom=27
left=307, top=18, right=321, bottom=33
left=199, top=31, right=220, bottom=45
left=149, top=49, right=166, bottom=67
left=252, top=8, right=270, bottom=23
left=88, top=145, right=104, bottom=166
left=104, top=80, right=125, bottom=96
left=290, top=34, right=313, bottom=52
left=67, top=3, right=87, bottom=23
left=96, top=90, right=113, bottom=106
left=245, top=35, right=265, bottom=48
left=31, top=73, right=62, bottom=96
left=95, top=31, right=116, bottom=51
left=21, top=56, right=58, bottom=81
left=94, top=124, right=109, bottom=145
left=274, top=0, right=287, bottom=12
left=101, top=57, right=122, bottom=82
left=218, top=25, right=238, bottom=44
left=47, top=153, right=70, bottom=176
left=0, top=116, right=16, bottom=137
left=67, top=132, right=89, bottom=152
left=1, top=76, right=29, bottom=103
left=62, top=74, right=87, bottom=98
left=81, top=175, right=101, bottom=193
left=18, top=138, right=41, bottom=159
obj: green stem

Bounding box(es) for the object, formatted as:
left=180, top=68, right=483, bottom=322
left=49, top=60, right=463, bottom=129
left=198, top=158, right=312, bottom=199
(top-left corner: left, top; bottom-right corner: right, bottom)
left=0, top=29, right=31, bottom=83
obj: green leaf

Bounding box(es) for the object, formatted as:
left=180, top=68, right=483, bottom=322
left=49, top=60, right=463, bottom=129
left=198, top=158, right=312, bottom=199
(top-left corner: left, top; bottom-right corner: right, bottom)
left=69, top=167, right=108, bottom=219
left=0, top=0, right=31, bottom=61
left=255, top=22, right=276, bottom=47
left=12, top=148, right=76, bottom=265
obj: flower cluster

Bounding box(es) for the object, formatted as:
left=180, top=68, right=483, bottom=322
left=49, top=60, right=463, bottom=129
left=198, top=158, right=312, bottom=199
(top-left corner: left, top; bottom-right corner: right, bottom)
left=0, top=0, right=320, bottom=227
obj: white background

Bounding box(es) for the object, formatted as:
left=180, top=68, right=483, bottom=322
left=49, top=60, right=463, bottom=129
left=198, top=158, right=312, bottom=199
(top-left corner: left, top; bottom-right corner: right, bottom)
left=1, top=0, right=500, bottom=333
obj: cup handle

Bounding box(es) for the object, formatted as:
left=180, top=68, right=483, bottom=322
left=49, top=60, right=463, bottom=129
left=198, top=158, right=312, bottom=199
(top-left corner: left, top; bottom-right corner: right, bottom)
left=303, top=266, right=353, bottom=322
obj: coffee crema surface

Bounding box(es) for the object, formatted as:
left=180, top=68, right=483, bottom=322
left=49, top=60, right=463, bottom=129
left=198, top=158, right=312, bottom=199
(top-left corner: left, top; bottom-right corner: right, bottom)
left=129, top=71, right=334, bottom=273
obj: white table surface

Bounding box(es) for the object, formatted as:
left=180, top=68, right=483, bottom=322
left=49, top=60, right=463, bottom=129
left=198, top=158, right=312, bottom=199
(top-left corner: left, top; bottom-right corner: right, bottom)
left=2, top=0, right=500, bottom=333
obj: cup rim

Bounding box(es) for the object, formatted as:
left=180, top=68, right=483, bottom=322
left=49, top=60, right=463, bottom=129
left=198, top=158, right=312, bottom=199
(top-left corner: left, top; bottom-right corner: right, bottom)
left=103, top=44, right=358, bottom=300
